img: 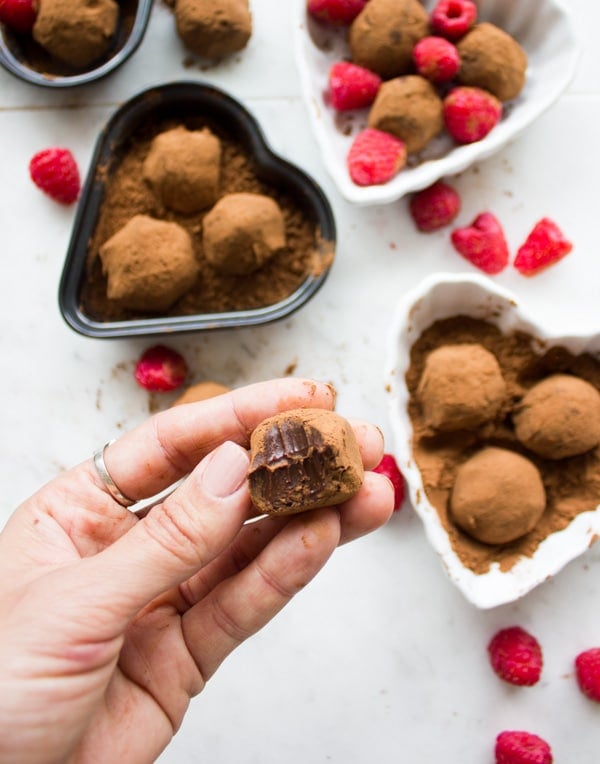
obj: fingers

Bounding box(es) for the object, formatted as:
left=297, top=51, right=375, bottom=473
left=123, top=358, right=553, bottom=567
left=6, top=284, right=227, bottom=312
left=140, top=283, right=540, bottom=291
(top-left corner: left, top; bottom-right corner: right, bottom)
left=337, top=471, right=395, bottom=545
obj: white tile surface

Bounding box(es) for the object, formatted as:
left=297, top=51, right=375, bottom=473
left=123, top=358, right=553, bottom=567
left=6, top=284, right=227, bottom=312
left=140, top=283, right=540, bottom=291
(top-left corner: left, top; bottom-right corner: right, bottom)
left=1, top=1, right=599, bottom=762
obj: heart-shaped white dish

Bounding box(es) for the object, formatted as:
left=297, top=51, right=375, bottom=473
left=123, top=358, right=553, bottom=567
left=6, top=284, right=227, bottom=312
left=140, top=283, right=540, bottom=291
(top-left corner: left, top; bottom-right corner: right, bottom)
left=294, top=0, right=579, bottom=205
left=385, top=273, right=600, bottom=609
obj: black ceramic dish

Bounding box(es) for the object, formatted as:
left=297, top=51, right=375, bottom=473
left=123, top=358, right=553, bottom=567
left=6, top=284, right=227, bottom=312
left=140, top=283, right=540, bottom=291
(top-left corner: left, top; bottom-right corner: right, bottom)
left=0, top=0, right=153, bottom=87
left=59, top=82, right=337, bottom=339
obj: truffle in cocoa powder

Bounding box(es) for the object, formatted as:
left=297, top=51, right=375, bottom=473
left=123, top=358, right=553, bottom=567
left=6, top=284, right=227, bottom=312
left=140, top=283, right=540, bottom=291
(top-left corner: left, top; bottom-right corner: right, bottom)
left=174, top=0, right=252, bottom=59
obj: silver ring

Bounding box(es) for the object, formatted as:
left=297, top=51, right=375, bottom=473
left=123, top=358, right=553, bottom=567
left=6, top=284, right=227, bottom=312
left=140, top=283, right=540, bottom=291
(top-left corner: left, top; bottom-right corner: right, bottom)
left=93, top=439, right=135, bottom=508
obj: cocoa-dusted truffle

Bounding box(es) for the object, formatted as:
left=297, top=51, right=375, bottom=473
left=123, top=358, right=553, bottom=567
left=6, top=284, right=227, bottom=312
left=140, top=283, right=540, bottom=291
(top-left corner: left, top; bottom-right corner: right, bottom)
left=171, top=381, right=230, bottom=406
left=513, top=374, right=600, bottom=459
left=417, top=343, right=506, bottom=432
left=457, top=22, right=528, bottom=102
left=349, top=0, right=429, bottom=80
left=202, top=192, right=286, bottom=276
left=33, top=0, right=119, bottom=69
left=174, top=0, right=252, bottom=59
left=450, top=447, right=546, bottom=545
left=143, top=126, right=221, bottom=214
left=368, top=76, right=444, bottom=154
left=99, top=215, right=199, bottom=312
left=247, top=408, right=364, bottom=516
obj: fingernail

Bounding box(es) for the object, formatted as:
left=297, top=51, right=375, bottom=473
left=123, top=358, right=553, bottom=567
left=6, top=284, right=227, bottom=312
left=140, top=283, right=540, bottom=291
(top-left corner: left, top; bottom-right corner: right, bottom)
left=202, top=441, right=249, bottom=498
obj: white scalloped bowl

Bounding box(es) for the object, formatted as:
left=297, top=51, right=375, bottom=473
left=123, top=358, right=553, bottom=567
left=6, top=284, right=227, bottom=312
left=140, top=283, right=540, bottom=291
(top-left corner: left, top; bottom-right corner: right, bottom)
left=294, top=0, right=579, bottom=205
left=385, top=274, right=600, bottom=608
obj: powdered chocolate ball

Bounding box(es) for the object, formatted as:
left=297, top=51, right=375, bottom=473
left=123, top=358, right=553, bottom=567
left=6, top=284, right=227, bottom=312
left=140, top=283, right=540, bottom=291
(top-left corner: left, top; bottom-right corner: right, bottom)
left=513, top=374, right=600, bottom=459
left=171, top=381, right=230, bottom=406
left=368, top=76, right=444, bottom=154
left=450, top=447, right=546, bottom=545
left=457, top=23, right=527, bottom=102
left=349, top=0, right=429, bottom=80
left=143, top=126, right=221, bottom=214
left=174, top=0, right=252, bottom=59
left=418, top=344, right=506, bottom=432
left=248, top=408, right=364, bottom=516
left=33, top=0, right=119, bottom=69
left=99, top=215, right=199, bottom=312
left=202, top=193, right=286, bottom=275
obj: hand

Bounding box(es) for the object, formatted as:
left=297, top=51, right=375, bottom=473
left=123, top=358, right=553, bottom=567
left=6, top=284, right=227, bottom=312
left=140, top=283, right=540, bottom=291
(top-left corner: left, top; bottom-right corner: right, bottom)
left=0, top=378, right=393, bottom=764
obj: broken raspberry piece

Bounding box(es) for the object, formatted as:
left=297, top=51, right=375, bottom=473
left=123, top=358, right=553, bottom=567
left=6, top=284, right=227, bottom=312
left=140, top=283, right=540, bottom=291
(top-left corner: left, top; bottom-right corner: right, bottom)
left=451, top=212, right=509, bottom=274
left=29, top=147, right=81, bottom=205
left=575, top=647, right=600, bottom=702
left=430, top=0, right=477, bottom=41
left=329, top=61, right=382, bottom=111
left=347, top=128, right=407, bottom=186
left=409, top=181, right=461, bottom=232
left=488, top=626, right=543, bottom=687
left=413, top=36, right=460, bottom=84
left=0, top=0, right=38, bottom=33
left=444, top=86, right=502, bottom=143
left=307, top=0, right=367, bottom=25
left=513, top=218, right=573, bottom=276
left=134, top=345, right=188, bottom=392
left=495, top=730, right=553, bottom=764
left=373, top=454, right=405, bottom=511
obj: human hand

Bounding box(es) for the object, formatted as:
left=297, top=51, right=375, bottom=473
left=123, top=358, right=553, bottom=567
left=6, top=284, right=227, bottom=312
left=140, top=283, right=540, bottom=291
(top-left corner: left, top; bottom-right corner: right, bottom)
left=0, top=378, right=393, bottom=764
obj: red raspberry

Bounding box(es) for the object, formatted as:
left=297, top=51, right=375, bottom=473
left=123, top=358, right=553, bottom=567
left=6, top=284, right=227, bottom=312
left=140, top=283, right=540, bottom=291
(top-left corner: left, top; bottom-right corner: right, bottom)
left=413, top=36, right=460, bottom=84
left=347, top=127, right=407, bottom=187
left=0, top=0, right=37, bottom=33
left=329, top=61, right=382, bottom=111
left=430, top=0, right=477, bottom=41
left=134, top=345, right=188, bottom=392
left=513, top=218, right=573, bottom=276
left=575, top=647, right=600, bottom=702
left=444, top=86, right=502, bottom=144
left=487, top=626, right=543, bottom=686
left=495, top=730, right=553, bottom=764
left=29, top=147, right=81, bottom=205
left=307, top=0, right=367, bottom=25
left=409, top=181, right=461, bottom=232
left=373, top=454, right=405, bottom=511
left=451, top=212, right=509, bottom=274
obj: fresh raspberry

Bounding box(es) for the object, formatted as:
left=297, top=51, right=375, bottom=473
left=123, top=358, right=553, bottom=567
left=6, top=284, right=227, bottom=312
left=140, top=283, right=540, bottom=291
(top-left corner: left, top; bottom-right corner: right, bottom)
left=574, top=647, right=600, bottom=702
left=444, top=86, right=502, bottom=144
left=495, top=731, right=553, bottom=764
left=0, top=0, right=37, bottom=34
left=487, top=626, right=543, bottom=686
left=307, top=0, right=367, bottom=25
left=513, top=218, right=573, bottom=276
left=29, top=147, right=81, bottom=205
left=347, top=128, right=407, bottom=186
left=373, top=454, right=405, bottom=511
left=430, top=0, right=477, bottom=41
left=413, top=36, right=460, bottom=84
left=134, top=345, right=188, bottom=392
left=451, top=212, right=509, bottom=274
left=409, top=181, right=461, bottom=232
left=329, top=61, right=382, bottom=111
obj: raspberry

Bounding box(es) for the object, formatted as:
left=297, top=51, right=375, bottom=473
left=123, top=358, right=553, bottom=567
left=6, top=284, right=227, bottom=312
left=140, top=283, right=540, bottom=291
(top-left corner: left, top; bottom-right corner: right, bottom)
left=487, top=626, right=543, bottom=686
left=413, top=36, right=460, bottom=84
left=0, top=0, right=37, bottom=33
left=134, top=345, right=188, bottom=392
left=347, top=127, right=407, bottom=186
left=574, top=647, right=600, bottom=702
left=451, top=212, right=509, bottom=274
left=329, top=61, right=382, bottom=111
left=409, top=181, right=461, bottom=232
left=307, top=0, right=367, bottom=25
left=495, top=731, right=553, bottom=764
left=430, top=0, right=477, bottom=41
left=444, top=86, right=502, bottom=144
left=28, top=147, right=81, bottom=205
left=513, top=218, right=573, bottom=276
left=373, top=454, right=405, bottom=511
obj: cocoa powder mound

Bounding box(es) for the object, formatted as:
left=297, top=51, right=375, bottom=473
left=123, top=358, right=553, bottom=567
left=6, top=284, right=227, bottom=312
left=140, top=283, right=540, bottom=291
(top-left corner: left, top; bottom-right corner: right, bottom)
left=406, top=317, right=600, bottom=574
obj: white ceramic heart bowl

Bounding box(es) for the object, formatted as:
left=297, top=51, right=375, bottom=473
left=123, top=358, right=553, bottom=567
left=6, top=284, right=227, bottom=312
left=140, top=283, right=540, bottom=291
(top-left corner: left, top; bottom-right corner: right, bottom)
left=384, top=273, right=600, bottom=609
left=294, top=0, right=579, bottom=205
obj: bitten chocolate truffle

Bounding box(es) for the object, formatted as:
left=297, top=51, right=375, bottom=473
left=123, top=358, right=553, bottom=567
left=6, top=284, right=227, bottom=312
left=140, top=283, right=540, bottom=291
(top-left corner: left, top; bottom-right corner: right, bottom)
left=171, top=381, right=230, bottom=406
left=143, top=126, right=221, bottom=214
left=174, top=0, right=252, bottom=59
left=513, top=374, right=600, bottom=459
left=247, top=409, right=364, bottom=516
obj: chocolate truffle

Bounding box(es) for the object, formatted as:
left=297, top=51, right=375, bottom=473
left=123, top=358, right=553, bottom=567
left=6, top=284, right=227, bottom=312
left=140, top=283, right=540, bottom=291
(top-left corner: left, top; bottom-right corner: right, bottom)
left=99, top=215, right=199, bottom=312
left=450, top=447, right=546, bottom=545
left=171, top=381, right=230, bottom=406
left=143, top=126, right=221, bottom=214
left=202, top=193, right=286, bottom=276
left=417, top=344, right=506, bottom=432
left=33, top=0, right=119, bottom=69
left=174, top=0, right=252, bottom=59
left=367, top=76, right=444, bottom=154
left=457, top=23, right=528, bottom=102
left=349, top=0, right=429, bottom=80
left=513, top=374, right=600, bottom=459
left=247, top=409, right=364, bottom=516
